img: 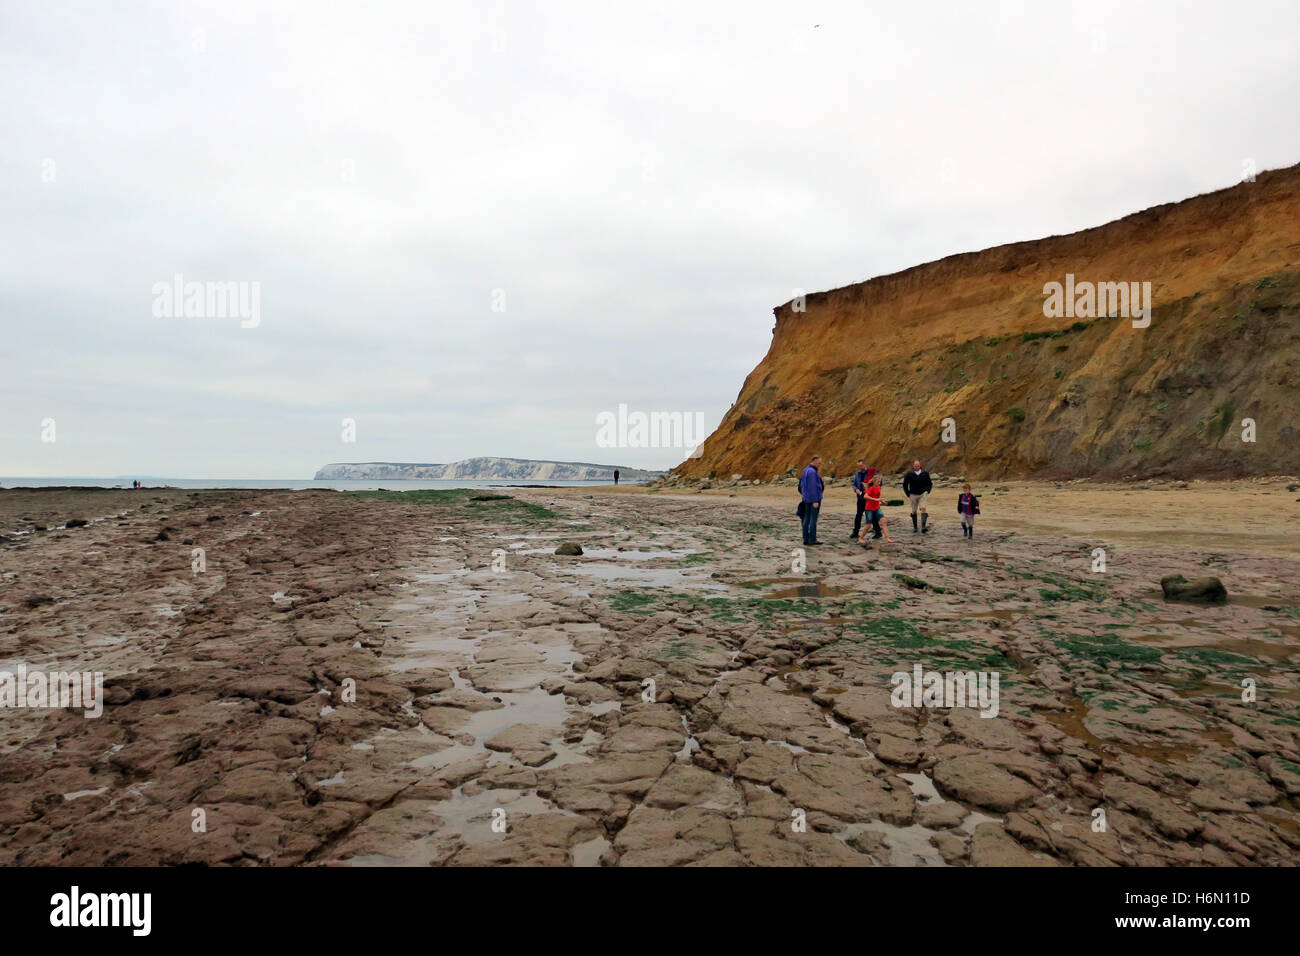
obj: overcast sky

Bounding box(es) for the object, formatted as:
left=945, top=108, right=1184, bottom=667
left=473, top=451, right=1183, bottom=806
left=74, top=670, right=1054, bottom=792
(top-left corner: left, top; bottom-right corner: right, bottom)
left=4, top=0, right=1298, bottom=477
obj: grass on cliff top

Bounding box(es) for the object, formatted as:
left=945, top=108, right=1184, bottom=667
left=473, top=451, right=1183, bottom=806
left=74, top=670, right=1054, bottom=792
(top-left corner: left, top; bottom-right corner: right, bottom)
left=343, top=487, right=558, bottom=520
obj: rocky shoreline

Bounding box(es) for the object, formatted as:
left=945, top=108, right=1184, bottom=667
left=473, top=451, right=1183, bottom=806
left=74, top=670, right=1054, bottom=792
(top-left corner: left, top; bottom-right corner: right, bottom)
left=1, top=483, right=1297, bottom=865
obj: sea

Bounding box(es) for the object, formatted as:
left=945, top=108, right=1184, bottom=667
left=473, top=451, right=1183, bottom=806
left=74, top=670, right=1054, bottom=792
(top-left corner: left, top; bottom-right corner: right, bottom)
left=0, top=477, right=638, bottom=491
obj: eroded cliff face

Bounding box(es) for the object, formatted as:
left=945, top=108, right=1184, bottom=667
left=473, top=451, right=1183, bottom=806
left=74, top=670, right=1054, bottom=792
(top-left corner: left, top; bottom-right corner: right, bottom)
left=677, top=165, right=1300, bottom=480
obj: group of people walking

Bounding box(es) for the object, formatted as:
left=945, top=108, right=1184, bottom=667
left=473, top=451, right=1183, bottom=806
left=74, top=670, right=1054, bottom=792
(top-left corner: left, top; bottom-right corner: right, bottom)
left=797, top=456, right=980, bottom=546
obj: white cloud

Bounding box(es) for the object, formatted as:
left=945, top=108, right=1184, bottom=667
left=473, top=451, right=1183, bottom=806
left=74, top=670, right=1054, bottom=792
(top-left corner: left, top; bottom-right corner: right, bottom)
left=2, top=0, right=1298, bottom=476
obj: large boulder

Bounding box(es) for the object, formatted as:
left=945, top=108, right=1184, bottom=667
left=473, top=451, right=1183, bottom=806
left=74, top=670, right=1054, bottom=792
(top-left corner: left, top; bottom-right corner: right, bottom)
left=1160, top=574, right=1227, bottom=603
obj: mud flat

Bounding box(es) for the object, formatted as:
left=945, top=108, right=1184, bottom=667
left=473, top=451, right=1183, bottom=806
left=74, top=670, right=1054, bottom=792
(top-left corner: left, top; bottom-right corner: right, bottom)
left=1, top=481, right=1298, bottom=866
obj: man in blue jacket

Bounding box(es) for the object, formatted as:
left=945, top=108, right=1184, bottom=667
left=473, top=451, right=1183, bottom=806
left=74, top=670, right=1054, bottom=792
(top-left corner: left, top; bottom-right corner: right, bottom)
left=799, top=455, right=824, bottom=546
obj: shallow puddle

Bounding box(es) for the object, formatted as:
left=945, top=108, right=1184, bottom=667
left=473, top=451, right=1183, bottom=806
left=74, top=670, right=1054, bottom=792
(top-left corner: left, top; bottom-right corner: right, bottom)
left=571, top=548, right=699, bottom=561
left=433, top=787, right=552, bottom=847
left=899, top=771, right=943, bottom=805
left=1038, top=695, right=1237, bottom=764
left=572, top=835, right=610, bottom=867
left=562, top=562, right=726, bottom=589
left=460, top=687, right=570, bottom=748
left=842, top=820, right=947, bottom=866
left=1228, top=593, right=1299, bottom=610
left=1136, top=633, right=1299, bottom=662
left=1152, top=590, right=1298, bottom=611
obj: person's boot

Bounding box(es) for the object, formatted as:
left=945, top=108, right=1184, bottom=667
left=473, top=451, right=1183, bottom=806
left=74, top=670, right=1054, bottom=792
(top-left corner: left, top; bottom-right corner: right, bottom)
left=911, top=513, right=918, bottom=533
left=921, top=513, right=929, bottom=534
left=872, top=520, right=882, bottom=539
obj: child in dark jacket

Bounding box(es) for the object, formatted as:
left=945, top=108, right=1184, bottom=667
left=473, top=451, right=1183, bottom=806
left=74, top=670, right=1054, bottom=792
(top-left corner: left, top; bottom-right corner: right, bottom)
left=957, top=483, right=980, bottom=538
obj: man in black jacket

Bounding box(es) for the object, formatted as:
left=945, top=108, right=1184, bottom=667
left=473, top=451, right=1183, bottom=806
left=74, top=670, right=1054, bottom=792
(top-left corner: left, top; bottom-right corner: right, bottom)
left=902, top=459, right=933, bottom=533
left=850, top=459, right=869, bottom=539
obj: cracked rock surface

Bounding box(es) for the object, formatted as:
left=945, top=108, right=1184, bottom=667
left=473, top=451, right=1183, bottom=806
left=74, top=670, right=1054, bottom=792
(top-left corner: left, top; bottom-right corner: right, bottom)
left=2, top=482, right=1298, bottom=866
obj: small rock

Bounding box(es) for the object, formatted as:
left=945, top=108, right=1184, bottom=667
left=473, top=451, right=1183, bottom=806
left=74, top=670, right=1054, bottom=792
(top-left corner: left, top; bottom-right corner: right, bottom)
left=970, top=823, right=1057, bottom=866
left=930, top=830, right=968, bottom=864
left=917, top=801, right=967, bottom=829
left=555, top=542, right=583, bottom=556
left=1160, top=574, right=1227, bottom=603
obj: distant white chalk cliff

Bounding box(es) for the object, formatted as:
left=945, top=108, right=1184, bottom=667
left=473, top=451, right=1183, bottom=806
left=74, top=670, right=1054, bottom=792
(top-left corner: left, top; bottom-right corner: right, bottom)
left=314, top=457, right=661, bottom=481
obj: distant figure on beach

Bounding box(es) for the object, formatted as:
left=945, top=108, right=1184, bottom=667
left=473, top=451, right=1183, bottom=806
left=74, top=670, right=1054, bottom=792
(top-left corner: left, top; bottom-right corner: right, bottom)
left=858, top=470, right=892, bottom=544
left=797, top=455, right=824, bottom=546
left=613, top=468, right=620, bottom=485
left=850, top=459, right=870, bottom=539
left=958, top=483, right=980, bottom=538
left=903, top=459, right=932, bottom=533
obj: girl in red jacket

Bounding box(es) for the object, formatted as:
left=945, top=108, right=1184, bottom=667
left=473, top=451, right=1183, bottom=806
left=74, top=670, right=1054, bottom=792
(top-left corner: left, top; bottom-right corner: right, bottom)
left=858, top=475, right=893, bottom=544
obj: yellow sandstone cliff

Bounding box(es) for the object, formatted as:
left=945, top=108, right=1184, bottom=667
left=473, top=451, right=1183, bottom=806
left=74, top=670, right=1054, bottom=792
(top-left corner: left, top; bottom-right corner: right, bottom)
left=677, top=164, right=1300, bottom=480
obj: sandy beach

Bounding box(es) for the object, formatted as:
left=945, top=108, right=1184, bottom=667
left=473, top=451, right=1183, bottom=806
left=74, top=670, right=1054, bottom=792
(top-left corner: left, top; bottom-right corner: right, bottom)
left=1, top=480, right=1298, bottom=866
